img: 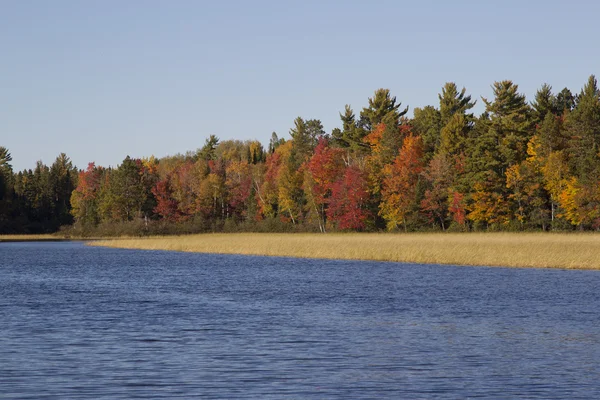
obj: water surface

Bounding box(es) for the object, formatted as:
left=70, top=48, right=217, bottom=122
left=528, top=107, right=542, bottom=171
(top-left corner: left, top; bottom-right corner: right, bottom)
left=1, top=241, right=599, bottom=399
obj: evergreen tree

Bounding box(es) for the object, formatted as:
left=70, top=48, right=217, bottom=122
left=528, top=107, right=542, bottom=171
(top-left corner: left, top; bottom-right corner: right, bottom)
left=360, top=88, right=408, bottom=131
left=49, top=153, right=77, bottom=227
left=556, top=87, right=576, bottom=114
left=462, top=113, right=503, bottom=191
left=483, top=80, right=534, bottom=167
left=566, top=75, right=600, bottom=182
left=0, top=147, right=14, bottom=232
left=411, top=106, right=442, bottom=158
left=331, top=105, right=369, bottom=154
left=0, top=147, right=12, bottom=170
left=537, top=112, right=567, bottom=157
left=0, top=147, right=12, bottom=202
left=289, top=117, right=324, bottom=168
left=268, top=132, right=284, bottom=154
left=197, top=135, right=220, bottom=161
left=439, top=113, right=470, bottom=157
left=101, top=157, right=147, bottom=221
left=439, top=82, right=476, bottom=126
left=305, top=119, right=326, bottom=144
left=532, top=83, right=558, bottom=123
left=23, top=161, right=54, bottom=232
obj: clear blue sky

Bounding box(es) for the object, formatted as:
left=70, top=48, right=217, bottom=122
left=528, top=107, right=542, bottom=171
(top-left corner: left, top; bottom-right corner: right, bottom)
left=1, top=0, right=598, bottom=171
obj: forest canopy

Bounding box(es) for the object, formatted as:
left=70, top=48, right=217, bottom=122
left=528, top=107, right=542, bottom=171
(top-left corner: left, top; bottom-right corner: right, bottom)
left=2, top=75, right=600, bottom=234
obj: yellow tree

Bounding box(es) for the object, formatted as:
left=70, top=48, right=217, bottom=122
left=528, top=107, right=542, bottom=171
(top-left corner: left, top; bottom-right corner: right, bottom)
left=504, top=136, right=549, bottom=228
left=379, top=135, right=424, bottom=231
left=275, top=142, right=303, bottom=224
left=468, top=180, right=510, bottom=228
left=558, top=177, right=600, bottom=229
left=541, top=151, right=569, bottom=223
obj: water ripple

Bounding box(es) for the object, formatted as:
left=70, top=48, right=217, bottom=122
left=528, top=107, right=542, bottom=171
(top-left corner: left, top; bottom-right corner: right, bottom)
left=1, top=241, right=600, bottom=399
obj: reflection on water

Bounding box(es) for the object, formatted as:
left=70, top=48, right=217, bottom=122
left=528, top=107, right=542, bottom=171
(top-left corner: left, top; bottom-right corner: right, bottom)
left=1, top=241, right=599, bottom=399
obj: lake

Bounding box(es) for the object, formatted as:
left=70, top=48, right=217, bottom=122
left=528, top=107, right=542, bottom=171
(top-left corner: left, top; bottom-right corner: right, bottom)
left=1, top=241, right=599, bottom=399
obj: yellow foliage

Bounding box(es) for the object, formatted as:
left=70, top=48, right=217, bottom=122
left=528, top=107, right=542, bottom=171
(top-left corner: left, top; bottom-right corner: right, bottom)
left=558, top=177, right=582, bottom=226
left=526, top=135, right=540, bottom=163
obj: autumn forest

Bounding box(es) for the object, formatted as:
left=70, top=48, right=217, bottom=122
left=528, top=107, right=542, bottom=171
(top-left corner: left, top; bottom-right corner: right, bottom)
left=1, top=75, right=600, bottom=235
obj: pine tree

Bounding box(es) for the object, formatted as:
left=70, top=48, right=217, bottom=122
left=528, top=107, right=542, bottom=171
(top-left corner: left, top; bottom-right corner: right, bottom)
left=360, top=88, right=408, bottom=131
left=566, top=75, right=600, bottom=182
left=439, top=82, right=476, bottom=126
left=556, top=88, right=576, bottom=114
left=537, top=112, right=567, bottom=157
left=411, top=106, right=442, bottom=158
left=483, top=80, right=534, bottom=167
left=268, top=132, right=284, bottom=154
left=289, top=117, right=312, bottom=168
left=0, top=147, right=12, bottom=202
left=532, top=83, right=558, bottom=123
left=332, top=105, right=368, bottom=152
left=101, top=157, right=147, bottom=222
left=49, top=153, right=77, bottom=227
left=439, top=113, right=470, bottom=157
left=197, top=135, right=220, bottom=161
left=0, top=147, right=14, bottom=232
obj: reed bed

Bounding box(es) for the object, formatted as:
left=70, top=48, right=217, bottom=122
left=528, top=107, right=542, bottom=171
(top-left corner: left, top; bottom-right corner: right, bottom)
left=90, top=232, right=600, bottom=270
left=0, top=234, right=64, bottom=242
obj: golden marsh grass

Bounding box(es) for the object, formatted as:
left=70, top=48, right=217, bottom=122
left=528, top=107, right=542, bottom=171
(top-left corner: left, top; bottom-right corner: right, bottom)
left=90, top=232, right=600, bottom=270
left=0, top=234, right=63, bottom=242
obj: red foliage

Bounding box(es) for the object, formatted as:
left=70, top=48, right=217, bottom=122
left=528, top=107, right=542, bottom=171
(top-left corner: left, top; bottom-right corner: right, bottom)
left=152, top=175, right=184, bottom=222
left=327, top=165, right=370, bottom=230
left=305, top=138, right=345, bottom=204
left=226, top=161, right=253, bottom=216
left=75, top=162, right=103, bottom=200
left=448, top=191, right=466, bottom=225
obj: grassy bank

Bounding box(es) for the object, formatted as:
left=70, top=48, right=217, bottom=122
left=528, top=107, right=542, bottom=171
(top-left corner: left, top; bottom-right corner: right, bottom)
left=0, top=234, right=68, bottom=242
left=89, top=232, right=600, bottom=270
left=0, top=234, right=124, bottom=242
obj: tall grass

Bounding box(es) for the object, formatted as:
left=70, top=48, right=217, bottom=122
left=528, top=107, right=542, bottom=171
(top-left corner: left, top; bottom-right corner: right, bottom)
left=0, top=234, right=64, bottom=242
left=90, top=232, right=600, bottom=269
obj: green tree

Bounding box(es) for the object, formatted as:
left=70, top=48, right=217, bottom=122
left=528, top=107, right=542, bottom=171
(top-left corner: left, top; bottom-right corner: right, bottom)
left=99, top=157, right=147, bottom=222
left=49, top=153, right=77, bottom=227
left=439, top=82, right=476, bottom=126
left=268, top=132, right=285, bottom=154
left=532, top=83, right=558, bottom=123
left=537, top=112, right=567, bottom=157
left=566, top=75, right=600, bottom=182
left=289, top=117, right=325, bottom=169
left=15, top=161, right=54, bottom=232
left=0, top=147, right=12, bottom=201
left=360, top=88, right=408, bottom=131
left=483, top=80, right=534, bottom=167
left=411, top=106, right=442, bottom=158
left=332, top=105, right=368, bottom=152
left=197, top=135, right=220, bottom=161
left=439, top=113, right=470, bottom=158
left=556, top=87, right=576, bottom=114
left=0, top=147, right=12, bottom=170
left=0, top=147, right=14, bottom=232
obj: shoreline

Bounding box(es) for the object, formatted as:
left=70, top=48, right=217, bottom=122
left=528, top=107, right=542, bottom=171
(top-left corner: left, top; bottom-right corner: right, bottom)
left=87, top=232, right=600, bottom=270
left=0, top=235, right=69, bottom=243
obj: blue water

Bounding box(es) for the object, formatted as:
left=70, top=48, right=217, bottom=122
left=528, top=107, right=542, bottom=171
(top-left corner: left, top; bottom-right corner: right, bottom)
left=1, top=241, right=599, bottom=399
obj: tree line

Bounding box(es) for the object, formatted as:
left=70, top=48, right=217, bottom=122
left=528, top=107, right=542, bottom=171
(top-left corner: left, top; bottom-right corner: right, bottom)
left=1, top=75, right=600, bottom=235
